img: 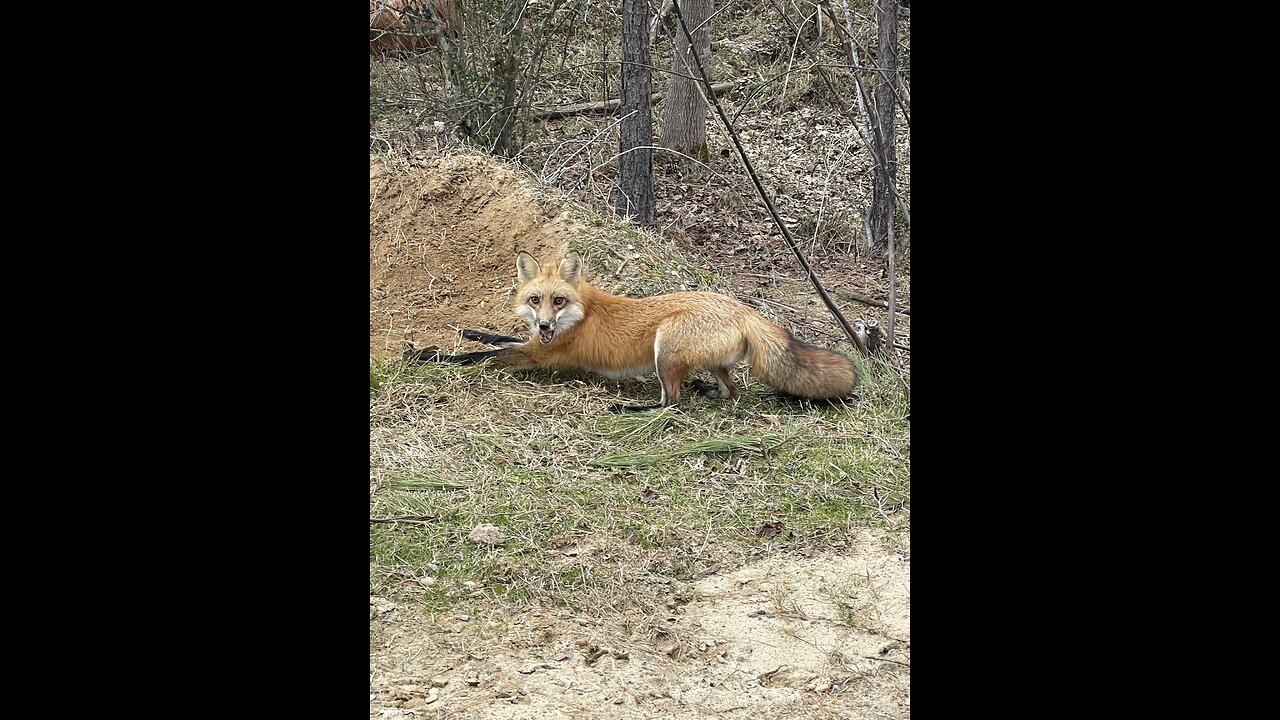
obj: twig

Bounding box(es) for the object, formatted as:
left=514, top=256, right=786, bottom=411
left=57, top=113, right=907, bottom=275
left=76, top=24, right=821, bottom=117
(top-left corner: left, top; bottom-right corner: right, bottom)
left=777, top=7, right=808, bottom=134
left=764, top=0, right=909, bottom=229
left=544, top=109, right=637, bottom=183
left=830, top=1, right=910, bottom=119
left=652, top=0, right=738, bottom=42
left=741, top=295, right=800, bottom=314
left=670, top=0, right=866, bottom=355
left=833, top=289, right=910, bottom=315
left=651, top=0, right=675, bottom=38
left=729, top=62, right=821, bottom=126
left=887, top=193, right=897, bottom=361
left=586, top=144, right=735, bottom=187
left=864, top=656, right=910, bottom=667
left=808, top=137, right=855, bottom=259
left=536, top=59, right=707, bottom=90
left=531, top=79, right=737, bottom=118
left=370, top=515, right=438, bottom=525
left=836, top=0, right=872, bottom=141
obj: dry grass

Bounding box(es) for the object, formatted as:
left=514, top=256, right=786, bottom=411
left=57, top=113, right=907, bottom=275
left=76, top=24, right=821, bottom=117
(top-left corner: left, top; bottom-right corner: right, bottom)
left=370, top=336, right=909, bottom=621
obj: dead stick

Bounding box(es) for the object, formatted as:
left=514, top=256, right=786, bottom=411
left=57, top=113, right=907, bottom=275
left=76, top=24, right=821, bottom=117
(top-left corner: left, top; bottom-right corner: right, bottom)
left=531, top=80, right=737, bottom=119
left=864, top=656, right=910, bottom=667
left=833, top=289, right=910, bottom=315
left=370, top=515, right=437, bottom=524
left=670, top=0, right=866, bottom=355
left=887, top=199, right=896, bottom=353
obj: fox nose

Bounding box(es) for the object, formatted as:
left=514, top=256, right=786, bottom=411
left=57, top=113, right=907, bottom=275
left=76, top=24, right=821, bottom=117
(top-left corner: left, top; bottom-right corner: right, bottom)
left=538, top=321, right=551, bottom=330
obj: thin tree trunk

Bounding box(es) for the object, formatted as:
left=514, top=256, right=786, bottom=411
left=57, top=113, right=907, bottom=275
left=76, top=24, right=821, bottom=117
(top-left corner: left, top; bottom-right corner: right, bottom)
left=492, top=1, right=527, bottom=157
left=869, top=0, right=897, bottom=248
left=661, top=0, right=713, bottom=161
left=616, top=0, right=655, bottom=225
left=838, top=1, right=871, bottom=144
left=887, top=204, right=895, bottom=355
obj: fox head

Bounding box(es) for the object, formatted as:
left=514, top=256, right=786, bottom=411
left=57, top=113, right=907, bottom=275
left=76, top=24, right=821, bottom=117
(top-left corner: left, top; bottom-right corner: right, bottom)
left=514, top=251, right=586, bottom=344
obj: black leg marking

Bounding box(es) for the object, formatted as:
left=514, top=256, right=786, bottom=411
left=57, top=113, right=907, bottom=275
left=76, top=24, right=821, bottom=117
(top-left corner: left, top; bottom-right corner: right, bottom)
left=461, top=329, right=524, bottom=346
left=406, top=347, right=507, bottom=365
left=403, top=346, right=442, bottom=362
left=689, top=379, right=721, bottom=397
left=448, top=348, right=509, bottom=364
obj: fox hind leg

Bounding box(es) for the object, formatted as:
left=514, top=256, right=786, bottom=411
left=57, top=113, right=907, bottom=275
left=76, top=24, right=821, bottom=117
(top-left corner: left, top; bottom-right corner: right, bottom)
left=610, top=329, right=688, bottom=411
left=610, top=361, right=692, bottom=412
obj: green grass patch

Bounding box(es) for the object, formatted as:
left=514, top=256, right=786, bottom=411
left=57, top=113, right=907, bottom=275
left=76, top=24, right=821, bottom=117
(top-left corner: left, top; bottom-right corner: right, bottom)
left=372, top=345, right=909, bottom=618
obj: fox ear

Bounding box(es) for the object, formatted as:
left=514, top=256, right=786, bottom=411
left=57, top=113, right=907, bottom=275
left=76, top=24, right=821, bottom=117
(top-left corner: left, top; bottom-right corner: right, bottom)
left=558, top=253, right=583, bottom=284
left=516, top=251, right=540, bottom=283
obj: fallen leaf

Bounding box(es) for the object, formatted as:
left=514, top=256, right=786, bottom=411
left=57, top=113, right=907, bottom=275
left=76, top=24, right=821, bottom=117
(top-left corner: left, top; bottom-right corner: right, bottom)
left=756, top=521, right=784, bottom=538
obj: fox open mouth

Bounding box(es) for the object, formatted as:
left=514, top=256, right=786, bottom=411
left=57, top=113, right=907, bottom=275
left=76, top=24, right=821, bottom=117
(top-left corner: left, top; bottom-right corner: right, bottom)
left=539, top=328, right=555, bottom=344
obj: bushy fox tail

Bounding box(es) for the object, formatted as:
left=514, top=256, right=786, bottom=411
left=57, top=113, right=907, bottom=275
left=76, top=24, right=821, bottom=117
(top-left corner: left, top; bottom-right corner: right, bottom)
left=745, top=319, right=857, bottom=399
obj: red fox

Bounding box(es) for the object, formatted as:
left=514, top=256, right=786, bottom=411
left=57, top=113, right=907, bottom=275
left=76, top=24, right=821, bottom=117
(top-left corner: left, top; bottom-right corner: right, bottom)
left=407, top=252, right=857, bottom=410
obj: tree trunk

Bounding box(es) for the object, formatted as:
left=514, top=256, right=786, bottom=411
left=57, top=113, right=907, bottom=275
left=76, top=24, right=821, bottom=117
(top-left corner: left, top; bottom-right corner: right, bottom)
left=492, top=2, right=526, bottom=157
left=616, top=0, right=655, bottom=225
left=869, top=0, right=898, bottom=249
left=661, top=0, right=713, bottom=162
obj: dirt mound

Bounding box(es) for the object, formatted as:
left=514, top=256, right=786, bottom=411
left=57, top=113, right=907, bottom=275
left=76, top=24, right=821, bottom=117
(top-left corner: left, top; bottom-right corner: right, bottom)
left=369, top=154, right=578, bottom=358
left=370, top=529, right=910, bottom=719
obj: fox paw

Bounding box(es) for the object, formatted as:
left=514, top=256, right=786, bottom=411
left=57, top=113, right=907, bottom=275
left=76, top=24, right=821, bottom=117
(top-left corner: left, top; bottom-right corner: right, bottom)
left=689, top=379, right=729, bottom=398
left=403, top=345, right=442, bottom=362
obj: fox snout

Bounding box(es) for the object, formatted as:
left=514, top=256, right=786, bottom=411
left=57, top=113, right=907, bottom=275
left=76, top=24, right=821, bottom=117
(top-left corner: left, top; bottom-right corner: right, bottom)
left=537, top=319, right=555, bottom=344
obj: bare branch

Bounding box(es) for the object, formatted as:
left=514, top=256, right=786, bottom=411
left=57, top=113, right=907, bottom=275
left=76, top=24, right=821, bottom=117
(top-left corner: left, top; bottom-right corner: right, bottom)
left=764, top=0, right=910, bottom=229
left=531, top=80, right=738, bottom=119
left=832, top=290, right=910, bottom=316
left=670, top=0, right=867, bottom=356
left=830, top=1, right=910, bottom=119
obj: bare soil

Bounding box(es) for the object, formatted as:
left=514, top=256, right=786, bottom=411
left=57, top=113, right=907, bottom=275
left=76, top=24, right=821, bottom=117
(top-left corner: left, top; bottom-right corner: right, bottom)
left=370, top=529, right=909, bottom=719
left=370, top=154, right=577, bottom=357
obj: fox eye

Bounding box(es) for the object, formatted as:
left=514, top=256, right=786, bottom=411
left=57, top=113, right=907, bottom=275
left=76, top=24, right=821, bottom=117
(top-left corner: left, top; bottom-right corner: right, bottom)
left=529, top=295, right=540, bottom=305
left=553, top=297, right=565, bottom=306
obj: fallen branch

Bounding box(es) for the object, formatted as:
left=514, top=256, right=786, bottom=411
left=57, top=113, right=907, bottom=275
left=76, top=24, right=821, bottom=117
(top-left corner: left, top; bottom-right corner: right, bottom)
left=370, top=515, right=438, bottom=525
left=531, top=80, right=738, bottom=119
left=834, top=289, right=910, bottom=316
left=864, top=656, right=910, bottom=667
left=887, top=193, right=898, bottom=359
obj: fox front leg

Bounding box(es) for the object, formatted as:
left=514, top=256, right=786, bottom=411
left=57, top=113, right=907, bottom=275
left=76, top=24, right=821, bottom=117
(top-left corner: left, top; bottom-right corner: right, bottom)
left=460, top=329, right=526, bottom=347
left=404, top=345, right=511, bottom=365
left=404, top=342, right=538, bottom=371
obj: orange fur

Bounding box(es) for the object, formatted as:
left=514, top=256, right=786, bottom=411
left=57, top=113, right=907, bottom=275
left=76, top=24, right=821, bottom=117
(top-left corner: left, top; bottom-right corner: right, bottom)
left=428, top=252, right=857, bottom=409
